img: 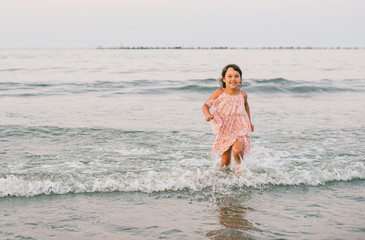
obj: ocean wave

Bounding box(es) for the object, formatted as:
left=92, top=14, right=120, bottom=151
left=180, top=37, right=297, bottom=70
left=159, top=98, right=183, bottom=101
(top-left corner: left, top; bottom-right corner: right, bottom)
left=0, top=68, right=25, bottom=72
left=245, top=78, right=364, bottom=94
left=1, top=157, right=364, bottom=198
left=0, top=78, right=364, bottom=98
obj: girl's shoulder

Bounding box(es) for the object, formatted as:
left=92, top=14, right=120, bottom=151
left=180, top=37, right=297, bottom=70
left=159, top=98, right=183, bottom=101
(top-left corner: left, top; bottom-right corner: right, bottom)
left=240, top=90, right=248, bottom=98
left=210, top=88, right=224, bottom=100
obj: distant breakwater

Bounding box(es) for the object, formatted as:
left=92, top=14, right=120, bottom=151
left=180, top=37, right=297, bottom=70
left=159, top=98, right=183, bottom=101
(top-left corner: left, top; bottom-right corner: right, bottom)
left=96, top=46, right=364, bottom=50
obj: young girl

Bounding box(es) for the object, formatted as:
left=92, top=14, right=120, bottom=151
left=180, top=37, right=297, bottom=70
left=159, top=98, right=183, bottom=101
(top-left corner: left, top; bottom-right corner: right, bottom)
left=202, top=64, right=254, bottom=168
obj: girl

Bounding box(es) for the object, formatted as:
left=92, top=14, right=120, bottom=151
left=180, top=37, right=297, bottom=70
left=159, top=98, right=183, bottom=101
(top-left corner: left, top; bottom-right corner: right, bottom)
left=202, top=64, right=254, bottom=169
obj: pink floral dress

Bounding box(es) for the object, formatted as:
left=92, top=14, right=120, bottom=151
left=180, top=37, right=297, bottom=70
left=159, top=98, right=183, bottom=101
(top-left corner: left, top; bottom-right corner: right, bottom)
left=206, top=91, right=252, bottom=155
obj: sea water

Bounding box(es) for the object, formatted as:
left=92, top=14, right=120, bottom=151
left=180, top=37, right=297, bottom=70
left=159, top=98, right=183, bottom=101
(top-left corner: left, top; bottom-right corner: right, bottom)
left=0, top=49, right=364, bottom=239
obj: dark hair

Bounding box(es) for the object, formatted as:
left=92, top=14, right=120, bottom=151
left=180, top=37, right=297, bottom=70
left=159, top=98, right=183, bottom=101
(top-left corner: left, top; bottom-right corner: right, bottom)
left=219, top=64, right=243, bottom=88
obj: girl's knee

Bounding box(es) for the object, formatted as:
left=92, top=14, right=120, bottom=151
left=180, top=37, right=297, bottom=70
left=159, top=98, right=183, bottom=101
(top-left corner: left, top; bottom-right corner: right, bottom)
left=232, top=142, right=244, bottom=157
left=233, top=149, right=243, bottom=157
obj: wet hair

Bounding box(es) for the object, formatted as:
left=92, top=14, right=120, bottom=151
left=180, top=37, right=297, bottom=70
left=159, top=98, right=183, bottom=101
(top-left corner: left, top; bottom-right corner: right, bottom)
left=219, top=64, right=243, bottom=88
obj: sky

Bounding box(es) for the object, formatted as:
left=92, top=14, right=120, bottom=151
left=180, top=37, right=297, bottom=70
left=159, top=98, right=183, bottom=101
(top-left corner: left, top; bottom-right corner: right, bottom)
left=1, top=0, right=364, bottom=48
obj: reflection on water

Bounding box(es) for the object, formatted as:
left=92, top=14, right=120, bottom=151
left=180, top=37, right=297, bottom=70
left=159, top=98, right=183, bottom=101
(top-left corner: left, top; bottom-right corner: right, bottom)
left=207, top=200, right=254, bottom=240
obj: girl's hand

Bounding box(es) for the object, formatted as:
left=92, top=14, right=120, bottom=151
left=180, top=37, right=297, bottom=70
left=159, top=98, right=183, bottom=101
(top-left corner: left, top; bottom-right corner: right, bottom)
left=251, top=123, right=254, bottom=132
left=205, top=113, right=214, bottom=121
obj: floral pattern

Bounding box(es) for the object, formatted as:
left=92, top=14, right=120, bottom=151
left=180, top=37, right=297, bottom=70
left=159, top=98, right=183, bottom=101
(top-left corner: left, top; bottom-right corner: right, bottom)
left=206, top=92, right=251, bottom=155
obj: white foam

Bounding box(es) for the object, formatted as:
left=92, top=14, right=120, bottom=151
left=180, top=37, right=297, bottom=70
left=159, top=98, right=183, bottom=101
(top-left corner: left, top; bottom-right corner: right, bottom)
left=1, top=145, right=364, bottom=197
left=1, top=159, right=364, bottom=198
left=96, top=147, right=155, bottom=156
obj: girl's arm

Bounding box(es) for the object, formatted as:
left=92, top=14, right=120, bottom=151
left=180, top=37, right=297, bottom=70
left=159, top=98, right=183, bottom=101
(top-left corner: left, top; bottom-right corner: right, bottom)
left=242, top=91, right=254, bottom=132
left=202, top=88, right=223, bottom=121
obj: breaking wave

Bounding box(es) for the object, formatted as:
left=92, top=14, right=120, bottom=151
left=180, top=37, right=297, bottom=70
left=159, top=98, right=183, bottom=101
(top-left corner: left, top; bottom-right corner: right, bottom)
left=0, top=78, right=363, bottom=98
left=1, top=146, right=364, bottom=198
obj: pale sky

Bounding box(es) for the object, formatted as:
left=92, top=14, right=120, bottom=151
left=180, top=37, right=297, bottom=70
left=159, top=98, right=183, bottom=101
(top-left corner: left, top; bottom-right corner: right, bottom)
left=1, top=0, right=364, bottom=48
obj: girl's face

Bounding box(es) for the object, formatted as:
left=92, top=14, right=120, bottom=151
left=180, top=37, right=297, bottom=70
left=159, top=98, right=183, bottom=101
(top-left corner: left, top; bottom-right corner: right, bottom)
left=223, top=67, right=241, bottom=90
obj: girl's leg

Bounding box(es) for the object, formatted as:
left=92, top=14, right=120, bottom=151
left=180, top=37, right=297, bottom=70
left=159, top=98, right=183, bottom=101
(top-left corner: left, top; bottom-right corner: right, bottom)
left=221, top=147, right=232, bottom=167
left=232, top=141, right=244, bottom=164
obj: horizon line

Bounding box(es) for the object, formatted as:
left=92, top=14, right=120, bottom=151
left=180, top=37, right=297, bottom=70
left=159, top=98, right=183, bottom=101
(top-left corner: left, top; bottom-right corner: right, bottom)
left=1, top=46, right=364, bottom=50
